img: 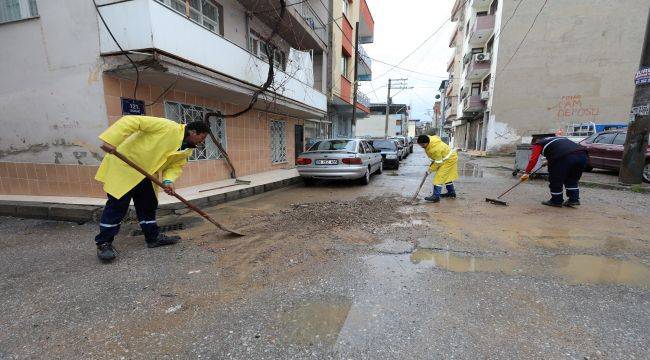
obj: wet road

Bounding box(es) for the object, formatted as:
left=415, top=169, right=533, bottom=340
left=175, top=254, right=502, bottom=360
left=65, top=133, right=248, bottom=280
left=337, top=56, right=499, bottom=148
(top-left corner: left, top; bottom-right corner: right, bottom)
left=1, top=147, right=649, bottom=359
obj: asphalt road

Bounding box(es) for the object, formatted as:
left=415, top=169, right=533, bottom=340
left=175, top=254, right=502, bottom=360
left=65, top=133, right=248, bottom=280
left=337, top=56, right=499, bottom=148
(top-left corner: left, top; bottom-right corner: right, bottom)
left=1, top=147, right=648, bottom=359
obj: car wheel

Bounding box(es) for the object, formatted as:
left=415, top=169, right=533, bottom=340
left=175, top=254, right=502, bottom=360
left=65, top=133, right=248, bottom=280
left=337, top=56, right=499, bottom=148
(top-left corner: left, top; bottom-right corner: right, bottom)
left=584, top=165, right=593, bottom=172
left=643, top=162, right=650, bottom=183
left=377, top=162, right=383, bottom=174
left=394, top=162, right=400, bottom=170
left=359, top=168, right=371, bottom=185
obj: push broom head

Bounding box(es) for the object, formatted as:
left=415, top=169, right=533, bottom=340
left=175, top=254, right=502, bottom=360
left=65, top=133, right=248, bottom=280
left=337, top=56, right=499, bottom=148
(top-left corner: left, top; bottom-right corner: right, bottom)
left=485, top=197, right=508, bottom=206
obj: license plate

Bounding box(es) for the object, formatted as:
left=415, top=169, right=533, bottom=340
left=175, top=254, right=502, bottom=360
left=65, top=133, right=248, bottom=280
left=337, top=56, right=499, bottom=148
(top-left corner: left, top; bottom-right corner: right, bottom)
left=315, top=159, right=338, bottom=165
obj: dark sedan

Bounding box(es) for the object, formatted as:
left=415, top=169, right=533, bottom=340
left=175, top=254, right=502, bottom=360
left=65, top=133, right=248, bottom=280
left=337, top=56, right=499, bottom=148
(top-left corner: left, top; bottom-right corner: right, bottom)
left=580, top=129, right=649, bottom=183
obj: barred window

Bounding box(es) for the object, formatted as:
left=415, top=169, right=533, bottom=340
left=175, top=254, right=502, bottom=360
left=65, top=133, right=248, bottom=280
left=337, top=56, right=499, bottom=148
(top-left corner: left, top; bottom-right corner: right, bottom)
left=270, top=120, right=287, bottom=164
left=164, top=101, right=226, bottom=161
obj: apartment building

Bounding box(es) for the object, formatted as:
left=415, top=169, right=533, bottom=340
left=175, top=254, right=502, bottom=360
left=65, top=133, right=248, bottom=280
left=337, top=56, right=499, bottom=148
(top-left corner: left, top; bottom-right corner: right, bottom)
left=328, top=0, right=374, bottom=138
left=445, top=0, right=647, bottom=152
left=0, top=0, right=329, bottom=197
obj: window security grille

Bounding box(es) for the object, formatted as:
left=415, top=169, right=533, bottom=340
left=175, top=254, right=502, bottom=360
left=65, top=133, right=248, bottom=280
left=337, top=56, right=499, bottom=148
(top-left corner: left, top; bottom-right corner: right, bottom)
left=164, top=101, right=226, bottom=161
left=270, top=120, right=287, bottom=164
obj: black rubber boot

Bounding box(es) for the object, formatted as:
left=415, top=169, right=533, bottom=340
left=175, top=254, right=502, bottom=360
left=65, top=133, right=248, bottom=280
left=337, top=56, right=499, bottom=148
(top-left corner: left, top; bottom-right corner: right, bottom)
left=440, top=192, right=456, bottom=198
left=97, top=243, right=116, bottom=262
left=146, top=233, right=181, bottom=248
left=541, top=200, right=563, bottom=208
left=424, top=194, right=440, bottom=203
left=563, top=199, right=581, bottom=207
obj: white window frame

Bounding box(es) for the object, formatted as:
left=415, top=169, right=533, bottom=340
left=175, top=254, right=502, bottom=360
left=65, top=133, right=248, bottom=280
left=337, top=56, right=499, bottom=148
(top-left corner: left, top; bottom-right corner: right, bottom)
left=270, top=120, right=287, bottom=164
left=340, top=54, right=349, bottom=78
left=342, top=0, right=349, bottom=18
left=249, top=29, right=286, bottom=71
left=0, top=0, right=38, bottom=24
left=155, top=0, right=221, bottom=35
left=164, top=101, right=227, bottom=161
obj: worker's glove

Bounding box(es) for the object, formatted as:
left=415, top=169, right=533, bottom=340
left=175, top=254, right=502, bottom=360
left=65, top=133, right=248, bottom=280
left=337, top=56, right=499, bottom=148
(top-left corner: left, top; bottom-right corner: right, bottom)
left=162, top=180, right=175, bottom=195
left=541, top=160, right=548, bottom=167
left=520, top=173, right=530, bottom=182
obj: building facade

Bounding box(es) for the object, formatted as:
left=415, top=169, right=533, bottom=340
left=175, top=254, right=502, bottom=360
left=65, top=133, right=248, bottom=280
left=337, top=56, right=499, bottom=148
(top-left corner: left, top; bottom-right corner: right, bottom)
left=0, top=0, right=330, bottom=197
left=327, top=0, right=374, bottom=138
left=445, top=0, right=648, bottom=152
left=354, top=104, right=409, bottom=138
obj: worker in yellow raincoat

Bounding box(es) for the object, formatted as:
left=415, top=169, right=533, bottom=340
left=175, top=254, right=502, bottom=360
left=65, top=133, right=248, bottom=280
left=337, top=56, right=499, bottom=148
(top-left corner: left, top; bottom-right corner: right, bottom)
left=94, top=115, right=209, bottom=262
left=416, top=134, right=458, bottom=203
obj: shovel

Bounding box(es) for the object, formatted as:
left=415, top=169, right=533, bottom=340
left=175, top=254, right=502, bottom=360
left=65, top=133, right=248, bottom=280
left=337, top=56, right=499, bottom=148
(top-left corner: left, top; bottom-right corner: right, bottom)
left=409, top=171, right=430, bottom=204
left=102, top=146, right=245, bottom=236
left=486, top=164, right=546, bottom=206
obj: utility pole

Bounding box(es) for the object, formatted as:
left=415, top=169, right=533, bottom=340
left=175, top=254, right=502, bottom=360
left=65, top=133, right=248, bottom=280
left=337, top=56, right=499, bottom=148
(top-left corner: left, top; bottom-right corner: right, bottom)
left=384, top=79, right=392, bottom=139
left=620, top=8, right=650, bottom=184
left=384, top=78, right=409, bottom=138
left=351, top=21, right=360, bottom=136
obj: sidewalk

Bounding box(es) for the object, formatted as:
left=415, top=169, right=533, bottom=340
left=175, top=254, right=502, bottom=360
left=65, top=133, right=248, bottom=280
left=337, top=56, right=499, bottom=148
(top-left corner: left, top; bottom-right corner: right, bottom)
left=0, top=169, right=302, bottom=223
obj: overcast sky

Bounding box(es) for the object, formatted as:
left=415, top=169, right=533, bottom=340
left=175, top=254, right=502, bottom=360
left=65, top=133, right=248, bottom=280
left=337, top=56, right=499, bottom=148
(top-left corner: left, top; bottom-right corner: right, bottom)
left=359, top=0, right=455, bottom=122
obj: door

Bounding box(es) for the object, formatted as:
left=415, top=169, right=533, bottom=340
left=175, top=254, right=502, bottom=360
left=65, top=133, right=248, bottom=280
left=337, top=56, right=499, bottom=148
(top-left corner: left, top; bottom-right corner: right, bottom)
left=610, top=132, right=627, bottom=169
left=294, top=125, right=304, bottom=164
left=364, top=141, right=380, bottom=171
left=589, top=132, right=617, bottom=169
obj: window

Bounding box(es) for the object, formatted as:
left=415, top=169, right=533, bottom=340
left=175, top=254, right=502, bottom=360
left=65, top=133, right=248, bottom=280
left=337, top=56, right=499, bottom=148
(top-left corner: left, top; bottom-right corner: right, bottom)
left=249, top=29, right=286, bottom=70
left=270, top=120, right=287, bottom=163
left=0, top=0, right=38, bottom=24
left=482, top=74, right=491, bottom=92
left=594, top=132, right=617, bottom=144
left=490, top=0, right=499, bottom=14
left=309, top=140, right=356, bottom=152
left=476, top=11, right=488, bottom=16
left=471, top=83, right=481, bottom=96
left=164, top=101, right=227, bottom=161
left=342, top=0, right=349, bottom=17
left=341, top=54, right=349, bottom=78
left=156, top=0, right=223, bottom=35
left=613, top=133, right=627, bottom=146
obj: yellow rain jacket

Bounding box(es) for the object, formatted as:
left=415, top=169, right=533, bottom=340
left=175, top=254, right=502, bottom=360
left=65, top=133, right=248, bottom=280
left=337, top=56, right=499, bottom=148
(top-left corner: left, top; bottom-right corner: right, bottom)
left=424, top=135, right=459, bottom=185
left=95, top=116, right=193, bottom=199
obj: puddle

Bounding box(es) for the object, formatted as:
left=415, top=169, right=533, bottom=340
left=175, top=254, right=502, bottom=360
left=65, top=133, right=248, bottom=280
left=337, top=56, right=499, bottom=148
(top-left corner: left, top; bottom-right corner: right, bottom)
left=278, top=298, right=351, bottom=346
left=458, top=163, right=497, bottom=178
left=409, top=249, right=650, bottom=287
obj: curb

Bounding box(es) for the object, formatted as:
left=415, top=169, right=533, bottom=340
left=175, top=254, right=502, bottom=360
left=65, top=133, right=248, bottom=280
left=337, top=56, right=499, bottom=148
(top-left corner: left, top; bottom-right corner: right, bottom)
left=0, top=176, right=304, bottom=223
left=578, top=180, right=650, bottom=194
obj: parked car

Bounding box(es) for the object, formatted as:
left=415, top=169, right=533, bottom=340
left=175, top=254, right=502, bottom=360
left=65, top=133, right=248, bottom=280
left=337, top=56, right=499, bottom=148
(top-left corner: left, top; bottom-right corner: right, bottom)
left=296, top=139, right=383, bottom=185
left=580, top=129, right=650, bottom=183
left=392, top=136, right=413, bottom=155
left=368, top=139, right=401, bottom=169
left=390, top=137, right=409, bottom=159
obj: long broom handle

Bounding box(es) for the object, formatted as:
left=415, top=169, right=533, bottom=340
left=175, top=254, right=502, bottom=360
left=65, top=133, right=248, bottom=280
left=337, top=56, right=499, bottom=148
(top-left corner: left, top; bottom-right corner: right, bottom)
left=497, top=164, right=546, bottom=199
left=411, top=171, right=429, bottom=202
left=102, top=146, right=237, bottom=234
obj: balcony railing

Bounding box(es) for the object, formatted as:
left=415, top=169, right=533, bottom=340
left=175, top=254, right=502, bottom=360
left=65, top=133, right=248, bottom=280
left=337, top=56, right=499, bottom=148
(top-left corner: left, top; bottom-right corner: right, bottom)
left=466, top=56, right=491, bottom=80
left=469, top=14, right=495, bottom=45
left=463, top=95, right=485, bottom=112
left=297, top=1, right=327, bottom=44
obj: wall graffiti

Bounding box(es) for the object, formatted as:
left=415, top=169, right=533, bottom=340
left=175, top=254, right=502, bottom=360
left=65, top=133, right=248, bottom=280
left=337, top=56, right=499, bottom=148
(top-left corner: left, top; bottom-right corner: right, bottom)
left=554, top=95, right=600, bottom=121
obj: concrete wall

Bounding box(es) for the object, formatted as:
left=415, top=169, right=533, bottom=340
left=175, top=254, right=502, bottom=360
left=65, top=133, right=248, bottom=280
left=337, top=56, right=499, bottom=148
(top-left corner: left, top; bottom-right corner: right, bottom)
left=0, top=0, right=108, bottom=165
left=488, top=0, right=649, bottom=152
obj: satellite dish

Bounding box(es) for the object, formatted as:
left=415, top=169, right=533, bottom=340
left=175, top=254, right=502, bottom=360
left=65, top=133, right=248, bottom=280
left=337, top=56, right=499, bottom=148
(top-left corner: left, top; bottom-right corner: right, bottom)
left=435, top=94, right=441, bottom=100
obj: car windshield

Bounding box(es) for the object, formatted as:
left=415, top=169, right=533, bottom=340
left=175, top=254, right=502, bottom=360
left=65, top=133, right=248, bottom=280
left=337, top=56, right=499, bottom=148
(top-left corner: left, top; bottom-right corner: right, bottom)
left=308, top=140, right=356, bottom=152
left=370, top=140, right=397, bottom=150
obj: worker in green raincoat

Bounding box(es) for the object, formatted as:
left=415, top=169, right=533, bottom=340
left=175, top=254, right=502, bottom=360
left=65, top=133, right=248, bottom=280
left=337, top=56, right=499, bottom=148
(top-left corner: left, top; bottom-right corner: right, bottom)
left=94, top=115, right=209, bottom=262
left=416, top=134, right=459, bottom=203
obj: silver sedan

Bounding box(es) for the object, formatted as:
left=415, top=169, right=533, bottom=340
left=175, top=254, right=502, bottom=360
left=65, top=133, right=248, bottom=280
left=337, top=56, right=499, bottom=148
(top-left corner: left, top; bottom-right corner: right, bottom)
left=296, top=139, right=383, bottom=185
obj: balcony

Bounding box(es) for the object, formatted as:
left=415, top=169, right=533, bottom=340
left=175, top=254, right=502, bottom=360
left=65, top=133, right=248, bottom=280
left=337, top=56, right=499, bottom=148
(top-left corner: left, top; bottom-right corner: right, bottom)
left=448, top=26, right=459, bottom=48
left=447, top=54, right=456, bottom=72
left=237, top=0, right=327, bottom=51
left=471, top=0, right=493, bottom=9
left=469, top=14, right=495, bottom=45
left=358, top=0, right=375, bottom=44
left=340, top=76, right=352, bottom=103
left=97, top=0, right=326, bottom=116
left=342, top=15, right=354, bottom=56
left=358, top=45, right=372, bottom=81
left=463, top=95, right=485, bottom=113
left=465, top=55, right=491, bottom=80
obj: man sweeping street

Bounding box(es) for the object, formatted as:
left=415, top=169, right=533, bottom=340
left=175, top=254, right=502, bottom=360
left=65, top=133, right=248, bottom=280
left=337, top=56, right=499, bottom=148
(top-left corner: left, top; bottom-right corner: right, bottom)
left=417, top=134, right=459, bottom=202
left=94, top=115, right=209, bottom=262
left=521, top=136, right=588, bottom=207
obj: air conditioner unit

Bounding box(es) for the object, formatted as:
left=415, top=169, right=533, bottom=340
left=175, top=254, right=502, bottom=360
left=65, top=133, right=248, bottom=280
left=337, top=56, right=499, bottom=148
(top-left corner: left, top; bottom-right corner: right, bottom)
left=474, top=53, right=491, bottom=62
left=480, top=91, right=490, bottom=100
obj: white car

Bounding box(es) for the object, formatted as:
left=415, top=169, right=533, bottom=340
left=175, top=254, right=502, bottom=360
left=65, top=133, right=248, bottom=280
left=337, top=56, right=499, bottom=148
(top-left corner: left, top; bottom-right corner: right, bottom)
left=296, top=139, right=383, bottom=185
